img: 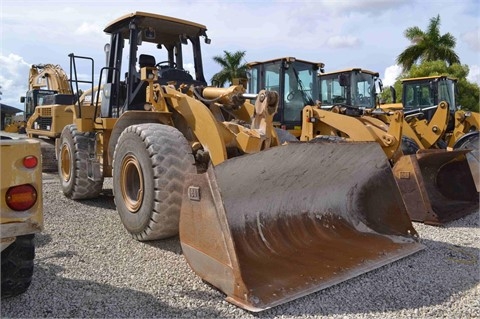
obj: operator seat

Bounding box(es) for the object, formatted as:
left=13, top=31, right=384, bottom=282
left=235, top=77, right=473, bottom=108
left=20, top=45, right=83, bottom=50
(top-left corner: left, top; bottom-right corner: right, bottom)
left=139, top=54, right=156, bottom=68
left=127, top=54, right=157, bottom=110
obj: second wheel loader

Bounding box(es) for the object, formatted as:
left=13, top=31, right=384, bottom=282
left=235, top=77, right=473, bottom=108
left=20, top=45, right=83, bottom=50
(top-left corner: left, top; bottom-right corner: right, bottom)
left=52, top=12, right=423, bottom=311
left=247, top=60, right=477, bottom=225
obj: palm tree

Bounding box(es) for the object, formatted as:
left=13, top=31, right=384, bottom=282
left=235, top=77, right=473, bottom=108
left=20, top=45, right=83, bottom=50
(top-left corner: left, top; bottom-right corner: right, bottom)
left=397, top=15, right=460, bottom=71
left=211, top=50, right=248, bottom=87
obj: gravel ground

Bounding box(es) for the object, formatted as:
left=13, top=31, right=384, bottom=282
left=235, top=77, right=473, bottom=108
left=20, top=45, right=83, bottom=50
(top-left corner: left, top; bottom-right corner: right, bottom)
left=1, top=172, right=479, bottom=318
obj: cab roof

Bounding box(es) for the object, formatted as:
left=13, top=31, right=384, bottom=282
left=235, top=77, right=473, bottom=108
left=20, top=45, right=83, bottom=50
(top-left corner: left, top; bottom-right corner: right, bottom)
left=401, top=75, right=457, bottom=83
left=320, top=68, right=379, bottom=77
left=247, top=57, right=325, bottom=69
left=103, top=11, right=208, bottom=47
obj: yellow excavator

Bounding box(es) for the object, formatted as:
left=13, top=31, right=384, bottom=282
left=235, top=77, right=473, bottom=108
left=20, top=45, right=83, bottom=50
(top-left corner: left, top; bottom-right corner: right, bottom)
left=21, top=63, right=73, bottom=138
left=46, top=13, right=424, bottom=311
left=246, top=61, right=478, bottom=225
left=18, top=64, right=75, bottom=171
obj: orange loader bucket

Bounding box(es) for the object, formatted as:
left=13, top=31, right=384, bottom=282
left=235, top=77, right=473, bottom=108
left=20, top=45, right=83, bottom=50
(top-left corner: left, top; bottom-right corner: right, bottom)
left=180, top=142, right=424, bottom=311
left=392, top=149, right=478, bottom=225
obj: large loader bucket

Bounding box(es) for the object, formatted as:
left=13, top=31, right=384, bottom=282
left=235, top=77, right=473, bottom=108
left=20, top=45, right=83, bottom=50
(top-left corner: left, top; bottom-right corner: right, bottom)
left=454, top=131, right=480, bottom=192
left=180, top=142, right=424, bottom=311
left=393, top=149, right=479, bottom=225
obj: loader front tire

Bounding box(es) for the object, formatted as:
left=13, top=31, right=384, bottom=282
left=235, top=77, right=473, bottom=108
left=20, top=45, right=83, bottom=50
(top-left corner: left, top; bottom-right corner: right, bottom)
left=1, top=234, right=35, bottom=299
left=454, top=131, right=479, bottom=151
left=58, top=124, right=103, bottom=199
left=400, top=136, right=420, bottom=155
left=113, top=124, right=195, bottom=241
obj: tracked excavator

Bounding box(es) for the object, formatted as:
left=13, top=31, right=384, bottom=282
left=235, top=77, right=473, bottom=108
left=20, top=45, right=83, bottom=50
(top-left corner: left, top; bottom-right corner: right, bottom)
left=18, top=64, right=76, bottom=171
left=49, top=12, right=423, bottom=311
left=21, top=64, right=73, bottom=138
left=247, top=60, right=477, bottom=225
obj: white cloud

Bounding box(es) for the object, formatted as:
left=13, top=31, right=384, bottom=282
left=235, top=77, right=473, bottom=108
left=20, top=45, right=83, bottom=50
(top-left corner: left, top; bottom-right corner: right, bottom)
left=462, top=28, right=480, bottom=52
left=0, top=54, right=31, bottom=110
left=326, top=35, right=361, bottom=48
left=75, top=22, right=104, bottom=36
left=467, top=65, right=480, bottom=85
left=184, top=63, right=195, bottom=77
left=317, top=0, right=410, bottom=16
left=382, top=64, right=402, bottom=86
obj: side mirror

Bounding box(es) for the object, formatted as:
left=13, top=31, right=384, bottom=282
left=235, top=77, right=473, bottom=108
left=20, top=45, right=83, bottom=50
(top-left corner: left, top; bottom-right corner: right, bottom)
left=20, top=96, right=25, bottom=103
left=390, top=86, right=397, bottom=103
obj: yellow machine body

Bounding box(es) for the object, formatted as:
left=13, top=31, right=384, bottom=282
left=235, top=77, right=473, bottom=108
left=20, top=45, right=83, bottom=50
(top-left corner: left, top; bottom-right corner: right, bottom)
left=56, top=14, right=423, bottom=311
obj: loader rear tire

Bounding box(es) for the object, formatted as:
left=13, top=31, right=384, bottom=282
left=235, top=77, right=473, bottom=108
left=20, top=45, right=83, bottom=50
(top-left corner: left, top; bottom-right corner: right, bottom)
left=58, top=124, right=103, bottom=199
left=1, top=234, right=35, bottom=299
left=113, top=124, right=195, bottom=241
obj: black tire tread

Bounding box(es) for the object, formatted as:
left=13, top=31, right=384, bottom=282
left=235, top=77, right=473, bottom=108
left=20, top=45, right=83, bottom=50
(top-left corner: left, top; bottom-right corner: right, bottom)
left=113, top=124, right=195, bottom=241
left=59, top=125, right=103, bottom=199
left=1, top=234, right=35, bottom=299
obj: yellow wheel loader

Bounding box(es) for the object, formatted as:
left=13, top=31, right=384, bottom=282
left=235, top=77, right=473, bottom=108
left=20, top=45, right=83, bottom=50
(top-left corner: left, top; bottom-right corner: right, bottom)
left=51, top=12, right=423, bottom=311
left=320, top=70, right=479, bottom=225
left=383, top=76, right=479, bottom=150
left=247, top=61, right=477, bottom=225
left=1, top=136, right=43, bottom=299
left=383, top=76, right=479, bottom=192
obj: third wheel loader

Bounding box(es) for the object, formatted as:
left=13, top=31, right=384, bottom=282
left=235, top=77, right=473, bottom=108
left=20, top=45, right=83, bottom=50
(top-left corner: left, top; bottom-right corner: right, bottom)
left=51, top=12, right=423, bottom=311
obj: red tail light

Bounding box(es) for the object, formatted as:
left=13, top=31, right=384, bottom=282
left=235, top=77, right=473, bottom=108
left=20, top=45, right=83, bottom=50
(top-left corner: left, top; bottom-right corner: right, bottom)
left=6, top=184, right=37, bottom=211
left=23, top=155, right=38, bottom=168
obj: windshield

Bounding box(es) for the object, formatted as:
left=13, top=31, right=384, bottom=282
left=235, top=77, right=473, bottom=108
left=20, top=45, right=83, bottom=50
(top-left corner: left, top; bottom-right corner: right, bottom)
left=438, top=79, right=456, bottom=111
left=247, top=59, right=317, bottom=124
left=403, top=82, right=433, bottom=109
left=319, top=73, right=347, bottom=107
left=283, top=61, right=316, bottom=122
left=319, top=71, right=375, bottom=108
left=351, top=72, right=375, bottom=107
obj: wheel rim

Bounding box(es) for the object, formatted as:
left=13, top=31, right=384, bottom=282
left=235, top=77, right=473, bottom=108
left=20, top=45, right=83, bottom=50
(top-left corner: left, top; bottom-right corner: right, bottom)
left=120, top=154, right=144, bottom=213
left=60, top=143, right=72, bottom=182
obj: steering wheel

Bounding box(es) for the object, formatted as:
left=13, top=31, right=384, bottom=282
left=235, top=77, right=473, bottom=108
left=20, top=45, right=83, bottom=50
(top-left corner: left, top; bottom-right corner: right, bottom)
left=155, top=61, right=177, bottom=68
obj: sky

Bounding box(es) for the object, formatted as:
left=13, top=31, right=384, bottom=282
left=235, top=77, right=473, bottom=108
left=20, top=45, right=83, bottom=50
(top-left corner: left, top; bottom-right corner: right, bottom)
left=1, top=0, right=479, bottom=111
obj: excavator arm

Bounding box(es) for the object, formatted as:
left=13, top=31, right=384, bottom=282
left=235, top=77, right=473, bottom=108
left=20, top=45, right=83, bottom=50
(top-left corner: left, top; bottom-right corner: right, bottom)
left=28, top=64, right=72, bottom=94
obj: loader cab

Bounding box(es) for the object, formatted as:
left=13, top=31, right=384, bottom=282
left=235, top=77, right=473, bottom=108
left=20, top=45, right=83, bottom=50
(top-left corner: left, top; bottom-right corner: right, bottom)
left=100, top=12, right=210, bottom=118
left=401, top=76, right=458, bottom=122
left=318, top=68, right=380, bottom=112
left=247, top=57, right=323, bottom=134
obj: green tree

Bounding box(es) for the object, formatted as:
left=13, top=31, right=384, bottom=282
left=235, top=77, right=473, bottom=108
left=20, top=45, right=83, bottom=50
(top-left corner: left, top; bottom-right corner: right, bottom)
left=211, top=50, right=247, bottom=87
left=397, top=15, right=460, bottom=72
left=380, top=60, right=479, bottom=112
